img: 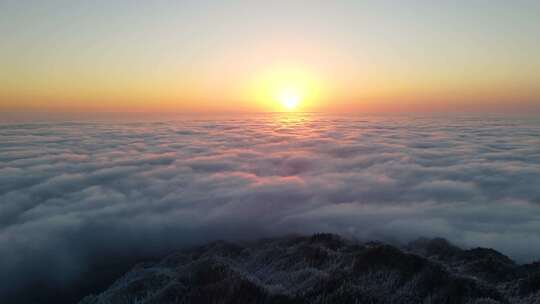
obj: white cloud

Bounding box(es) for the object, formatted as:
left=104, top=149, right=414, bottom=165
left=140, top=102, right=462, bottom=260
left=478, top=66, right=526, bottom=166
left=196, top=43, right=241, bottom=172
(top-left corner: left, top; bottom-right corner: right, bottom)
left=1, top=114, right=540, bottom=300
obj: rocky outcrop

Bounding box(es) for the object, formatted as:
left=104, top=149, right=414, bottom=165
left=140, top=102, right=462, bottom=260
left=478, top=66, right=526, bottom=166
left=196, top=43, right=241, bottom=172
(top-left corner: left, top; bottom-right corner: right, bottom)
left=80, top=234, right=540, bottom=304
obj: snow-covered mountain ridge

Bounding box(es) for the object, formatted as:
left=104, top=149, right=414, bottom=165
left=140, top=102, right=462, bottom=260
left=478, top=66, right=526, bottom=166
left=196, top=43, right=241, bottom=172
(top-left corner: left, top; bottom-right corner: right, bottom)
left=80, top=234, right=540, bottom=304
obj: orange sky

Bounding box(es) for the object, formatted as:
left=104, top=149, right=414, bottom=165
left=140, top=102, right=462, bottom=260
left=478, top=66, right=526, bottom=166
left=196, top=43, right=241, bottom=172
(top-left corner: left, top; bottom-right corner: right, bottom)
left=1, top=1, right=539, bottom=113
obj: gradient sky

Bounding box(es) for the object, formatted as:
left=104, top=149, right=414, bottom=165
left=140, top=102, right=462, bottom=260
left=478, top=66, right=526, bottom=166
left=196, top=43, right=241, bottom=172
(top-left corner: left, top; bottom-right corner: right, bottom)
left=1, top=0, right=539, bottom=113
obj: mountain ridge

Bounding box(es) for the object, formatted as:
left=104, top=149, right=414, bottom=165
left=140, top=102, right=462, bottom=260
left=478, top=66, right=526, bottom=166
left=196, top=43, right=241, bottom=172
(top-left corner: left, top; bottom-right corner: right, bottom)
left=80, top=234, right=540, bottom=304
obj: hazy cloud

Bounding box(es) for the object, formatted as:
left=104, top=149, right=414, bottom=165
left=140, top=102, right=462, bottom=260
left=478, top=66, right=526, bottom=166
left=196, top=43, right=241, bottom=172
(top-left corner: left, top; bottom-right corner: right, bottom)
left=1, top=114, right=540, bottom=300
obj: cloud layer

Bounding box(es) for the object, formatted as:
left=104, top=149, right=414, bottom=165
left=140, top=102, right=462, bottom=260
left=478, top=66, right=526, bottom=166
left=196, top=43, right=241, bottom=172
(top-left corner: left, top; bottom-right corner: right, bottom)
left=1, top=113, right=540, bottom=300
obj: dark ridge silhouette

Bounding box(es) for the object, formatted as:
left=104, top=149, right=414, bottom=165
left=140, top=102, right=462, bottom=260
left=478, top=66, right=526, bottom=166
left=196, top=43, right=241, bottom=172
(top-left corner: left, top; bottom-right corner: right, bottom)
left=79, top=234, right=540, bottom=304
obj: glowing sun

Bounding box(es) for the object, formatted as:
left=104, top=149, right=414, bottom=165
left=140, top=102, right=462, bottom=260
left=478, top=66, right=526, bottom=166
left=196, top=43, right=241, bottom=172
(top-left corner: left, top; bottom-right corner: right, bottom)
left=251, top=65, right=323, bottom=112
left=277, top=88, right=302, bottom=111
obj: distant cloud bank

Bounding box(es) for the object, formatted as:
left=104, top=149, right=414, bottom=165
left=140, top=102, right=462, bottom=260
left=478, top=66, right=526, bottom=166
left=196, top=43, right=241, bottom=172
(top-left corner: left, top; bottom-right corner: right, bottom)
left=1, top=114, right=540, bottom=300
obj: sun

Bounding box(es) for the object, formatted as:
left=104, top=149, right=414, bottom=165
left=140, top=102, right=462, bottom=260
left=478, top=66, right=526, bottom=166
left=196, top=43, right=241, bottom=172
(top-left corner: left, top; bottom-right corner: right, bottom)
left=250, top=65, right=324, bottom=112
left=277, top=87, right=302, bottom=111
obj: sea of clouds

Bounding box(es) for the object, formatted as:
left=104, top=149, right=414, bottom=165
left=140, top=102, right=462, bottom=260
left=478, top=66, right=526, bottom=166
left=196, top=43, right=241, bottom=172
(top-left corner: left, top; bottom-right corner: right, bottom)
left=1, top=113, right=540, bottom=300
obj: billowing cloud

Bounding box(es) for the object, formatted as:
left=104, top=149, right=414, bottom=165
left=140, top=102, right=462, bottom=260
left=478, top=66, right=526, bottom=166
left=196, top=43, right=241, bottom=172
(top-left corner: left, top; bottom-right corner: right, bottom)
left=1, top=114, right=540, bottom=301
